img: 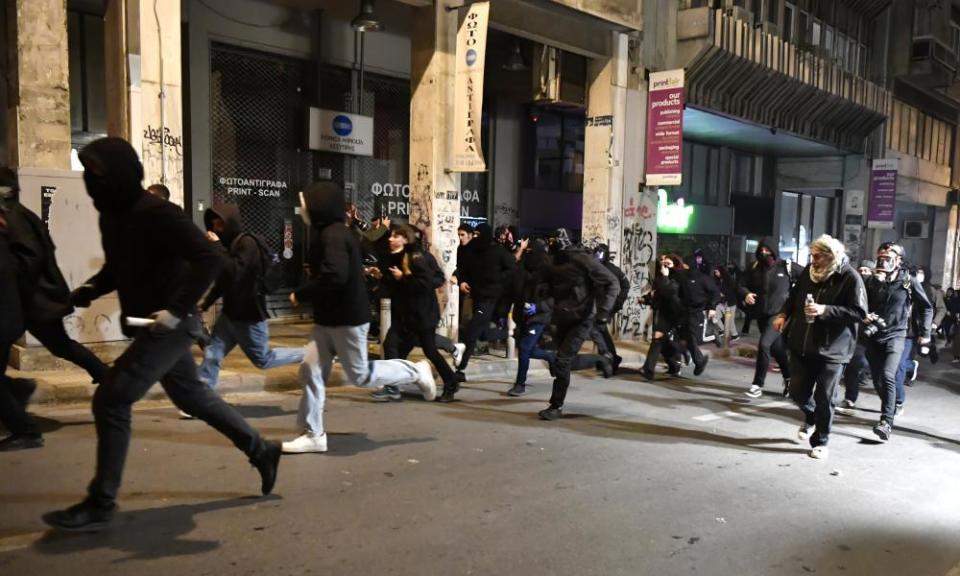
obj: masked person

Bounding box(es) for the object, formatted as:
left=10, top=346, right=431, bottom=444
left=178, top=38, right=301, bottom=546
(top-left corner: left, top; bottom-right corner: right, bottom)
left=741, top=241, right=801, bottom=399
left=537, top=229, right=619, bottom=420
left=861, top=244, right=932, bottom=441
left=508, top=239, right=555, bottom=397
left=195, top=204, right=305, bottom=399
left=674, top=255, right=719, bottom=377
left=773, top=235, right=866, bottom=459
left=640, top=255, right=685, bottom=380
left=285, top=182, right=437, bottom=453
left=43, top=138, right=281, bottom=532
left=590, top=244, right=630, bottom=374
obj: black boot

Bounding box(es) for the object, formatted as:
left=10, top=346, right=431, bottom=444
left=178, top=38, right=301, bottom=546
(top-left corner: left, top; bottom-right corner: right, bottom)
left=250, top=441, right=282, bottom=496
left=43, top=500, right=116, bottom=532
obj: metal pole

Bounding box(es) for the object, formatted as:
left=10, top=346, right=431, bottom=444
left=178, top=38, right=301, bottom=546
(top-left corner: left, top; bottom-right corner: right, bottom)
left=380, top=298, right=392, bottom=359
left=506, top=307, right=516, bottom=360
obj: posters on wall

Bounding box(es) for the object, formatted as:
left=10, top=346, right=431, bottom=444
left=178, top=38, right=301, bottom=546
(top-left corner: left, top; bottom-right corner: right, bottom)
left=867, top=159, right=897, bottom=229
left=645, top=69, right=685, bottom=187
left=451, top=1, right=489, bottom=172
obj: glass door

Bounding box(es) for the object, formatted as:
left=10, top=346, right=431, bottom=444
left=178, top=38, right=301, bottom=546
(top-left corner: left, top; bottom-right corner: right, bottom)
left=778, top=191, right=838, bottom=266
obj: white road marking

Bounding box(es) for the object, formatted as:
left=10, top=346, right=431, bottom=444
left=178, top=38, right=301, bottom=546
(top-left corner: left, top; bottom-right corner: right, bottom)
left=692, top=400, right=792, bottom=423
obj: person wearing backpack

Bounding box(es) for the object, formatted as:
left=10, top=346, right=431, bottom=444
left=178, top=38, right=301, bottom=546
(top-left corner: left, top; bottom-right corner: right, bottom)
left=196, top=204, right=304, bottom=396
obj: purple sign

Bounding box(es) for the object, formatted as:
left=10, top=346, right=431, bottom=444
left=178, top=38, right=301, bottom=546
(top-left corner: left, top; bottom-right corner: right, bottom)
left=645, top=70, right=685, bottom=187
left=867, top=158, right=897, bottom=229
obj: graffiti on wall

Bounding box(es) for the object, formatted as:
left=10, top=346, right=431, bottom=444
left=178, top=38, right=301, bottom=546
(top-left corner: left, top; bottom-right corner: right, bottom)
left=617, top=190, right=657, bottom=337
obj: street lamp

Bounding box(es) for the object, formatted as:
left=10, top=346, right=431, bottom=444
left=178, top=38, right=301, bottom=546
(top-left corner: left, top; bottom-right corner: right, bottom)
left=351, top=0, right=383, bottom=33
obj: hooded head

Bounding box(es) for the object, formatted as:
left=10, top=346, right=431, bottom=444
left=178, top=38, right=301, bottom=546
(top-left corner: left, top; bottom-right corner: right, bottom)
left=549, top=227, right=574, bottom=254
left=474, top=223, right=494, bottom=245
left=593, top=243, right=610, bottom=264
left=204, top=203, right=243, bottom=247
left=299, top=181, right=346, bottom=228
left=523, top=238, right=549, bottom=273
left=808, top=234, right=846, bottom=283
left=754, top=240, right=778, bottom=268
left=0, top=167, right=20, bottom=203
left=78, top=137, right=145, bottom=213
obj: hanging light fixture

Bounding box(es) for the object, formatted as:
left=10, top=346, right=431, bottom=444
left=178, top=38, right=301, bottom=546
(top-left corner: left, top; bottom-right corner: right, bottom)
left=351, top=0, right=384, bottom=33
left=503, top=39, right=528, bottom=72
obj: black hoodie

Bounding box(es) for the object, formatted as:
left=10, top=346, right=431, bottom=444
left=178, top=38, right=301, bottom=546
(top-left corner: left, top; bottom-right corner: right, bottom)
left=294, top=182, right=370, bottom=326
left=0, top=221, right=24, bottom=342
left=511, top=240, right=554, bottom=327
left=739, top=241, right=801, bottom=317
left=200, top=204, right=268, bottom=322
left=547, top=246, right=619, bottom=325
left=461, top=223, right=514, bottom=302
left=77, top=138, right=221, bottom=334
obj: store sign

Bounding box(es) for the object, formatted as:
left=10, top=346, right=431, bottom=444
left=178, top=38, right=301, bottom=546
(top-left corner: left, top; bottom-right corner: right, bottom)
left=867, top=158, right=897, bottom=229
left=451, top=1, right=489, bottom=172
left=656, top=189, right=694, bottom=233
left=645, top=69, right=685, bottom=187
left=308, top=108, right=373, bottom=156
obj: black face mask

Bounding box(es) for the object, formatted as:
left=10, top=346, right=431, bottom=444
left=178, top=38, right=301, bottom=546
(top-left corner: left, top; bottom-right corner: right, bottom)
left=83, top=171, right=114, bottom=212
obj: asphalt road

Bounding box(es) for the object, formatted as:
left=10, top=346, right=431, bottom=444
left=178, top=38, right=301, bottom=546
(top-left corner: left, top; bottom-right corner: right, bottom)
left=2, top=355, right=959, bottom=576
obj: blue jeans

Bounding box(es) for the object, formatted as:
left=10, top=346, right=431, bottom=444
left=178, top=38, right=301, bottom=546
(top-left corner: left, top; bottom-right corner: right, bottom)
left=514, top=323, right=555, bottom=387
left=842, top=342, right=868, bottom=403
left=893, top=338, right=915, bottom=405
left=198, top=315, right=305, bottom=388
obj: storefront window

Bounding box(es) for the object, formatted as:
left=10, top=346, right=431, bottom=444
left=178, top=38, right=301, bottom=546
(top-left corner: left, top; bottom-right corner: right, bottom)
left=68, top=7, right=107, bottom=151
left=524, top=106, right=585, bottom=194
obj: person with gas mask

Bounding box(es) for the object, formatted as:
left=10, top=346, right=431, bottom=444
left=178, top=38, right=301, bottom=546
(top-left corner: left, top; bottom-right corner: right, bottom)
left=590, top=243, right=630, bottom=374
left=43, top=138, right=281, bottom=532
left=286, top=182, right=438, bottom=453
left=741, top=241, right=801, bottom=398
left=773, top=235, right=866, bottom=459
left=640, top=255, right=685, bottom=381
left=538, top=228, right=619, bottom=420
left=861, top=243, right=932, bottom=442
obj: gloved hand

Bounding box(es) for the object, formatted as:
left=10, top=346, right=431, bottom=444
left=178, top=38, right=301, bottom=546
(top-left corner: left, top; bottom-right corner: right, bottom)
left=523, top=302, right=537, bottom=316
left=70, top=284, right=97, bottom=308
left=149, top=309, right=182, bottom=333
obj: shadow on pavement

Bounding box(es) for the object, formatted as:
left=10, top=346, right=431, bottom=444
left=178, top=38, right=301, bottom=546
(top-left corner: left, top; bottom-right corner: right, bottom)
left=32, top=495, right=276, bottom=562
left=232, top=404, right=297, bottom=419
left=306, top=432, right=435, bottom=457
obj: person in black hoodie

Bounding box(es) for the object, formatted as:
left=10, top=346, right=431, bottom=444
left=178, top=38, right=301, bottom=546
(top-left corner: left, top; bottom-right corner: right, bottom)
left=538, top=228, right=619, bottom=420
left=43, top=138, right=281, bottom=532
left=508, top=239, right=555, bottom=397
left=675, top=255, right=720, bottom=376
left=773, top=235, right=867, bottom=459
left=741, top=241, right=801, bottom=399
left=196, top=204, right=304, bottom=394
left=861, top=243, right=932, bottom=442
left=641, top=254, right=685, bottom=380
left=590, top=244, right=630, bottom=373
left=451, top=222, right=515, bottom=385
left=0, top=168, right=109, bottom=387
left=285, top=182, right=437, bottom=453
left=0, top=208, right=42, bottom=451
left=367, top=223, right=458, bottom=402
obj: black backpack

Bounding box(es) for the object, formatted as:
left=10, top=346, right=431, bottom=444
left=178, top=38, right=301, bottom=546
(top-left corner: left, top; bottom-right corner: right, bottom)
left=235, top=233, right=284, bottom=294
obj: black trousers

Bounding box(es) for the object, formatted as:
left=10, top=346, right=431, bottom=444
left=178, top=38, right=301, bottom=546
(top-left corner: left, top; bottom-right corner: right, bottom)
left=842, top=343, right=868, bottom=403
left=29, top=319, right=109, bottom=384
left=383, top=325, right=456, bottom=387
left=87, top=317, right=264, bottom=508
left=590, top=323, right=617, bottom=358
left=0, top=340, right=39, bottom=437
left=788, top=354, right=844, bottom=448
left=752, top=315, right=791, bottom=387
left=642, top=311, right=681, bottom=374
left=457, top=298, right=497, bottom=371
left=548, top=319, right=595, bottom=409
left=677, top=309, right=705, bottom=366
left=864, top=336, right=905, bottom=425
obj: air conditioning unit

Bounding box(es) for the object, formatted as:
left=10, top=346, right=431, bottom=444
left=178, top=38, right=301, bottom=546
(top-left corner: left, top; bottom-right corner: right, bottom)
left=532, top=45, right=586, bottom=107
left=902, top=220, right=930, bottom=239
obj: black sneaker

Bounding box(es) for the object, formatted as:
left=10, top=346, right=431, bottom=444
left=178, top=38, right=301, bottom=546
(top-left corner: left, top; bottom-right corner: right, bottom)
left=612, top=355, right=623, bottom=375
left=782, top=378, right=791, bottom=398
left=667, top=363, right=683, bottom=377
left=538, top=406, right=562, bottom=421
left=507, top=384, right=526, bottom=397
left=435, top=390, right=457, bottom=403
left=454, top=371, right=467, bottom=383
left=873, top=420, right=893, bottom=442
left=10, top=378, right=37, bottom=408
left=641, top=367, right=655, bottom=381
left=251, top=441, right=282, bottom=496
left=0, top=434, right=43, bottom=452
left=42, top=500, right=116, bottom=532
left=693, top=356, right=709, bottom=376
left=370, top=385, right=402, bottom=402
left=599, top=358, right=614, bottom=379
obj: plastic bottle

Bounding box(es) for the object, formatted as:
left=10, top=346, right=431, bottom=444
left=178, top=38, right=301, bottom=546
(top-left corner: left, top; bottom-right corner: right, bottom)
left=805, top=294, right=816, bottom=324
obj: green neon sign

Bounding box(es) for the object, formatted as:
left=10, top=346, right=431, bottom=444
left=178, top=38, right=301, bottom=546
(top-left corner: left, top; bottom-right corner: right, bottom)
left=656, top=189, right=694, bottom=233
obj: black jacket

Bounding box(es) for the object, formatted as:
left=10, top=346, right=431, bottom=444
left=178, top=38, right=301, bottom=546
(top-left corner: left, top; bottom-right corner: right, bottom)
left=78, top=138, right=221, bottom=336
left=780, top=263, right=867, bottom=362
left=511, top=243, right=553, bottom=327
left=380, top=247, right=445, bottom=333
left=0, top=220, right=24, bottom=343
left=645, top=272, right=684, bottom=330
left=739, top=242, right=801, bottom=317
left=547, top=248, right=619, bottom=325
left=676, top=266, right=719, bottom=311
left=461, top=225, right=514, bottom=303
left=865, top=271, right=933, bottom=342
left=294, top=182, right=370, bottom=327
left=3, top=199, right=73, bottom=325
left=605, top=261, right=631, bottom=314
left=200, top=204, right=268, bottom=322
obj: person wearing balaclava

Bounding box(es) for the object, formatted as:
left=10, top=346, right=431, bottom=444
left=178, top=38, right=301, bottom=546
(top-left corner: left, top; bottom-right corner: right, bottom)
left=537, top=228, right=619, bottom=421
left=740, top=240, right=802, bottom=399
left=506, top=238, right=556, bottom=397
left=43, top=138, right=282, bottom=532
left=285, top=182, right=438, bottom=452
left=858, top=246, right=933, bottom=443
left=640, top=254, right=685, bottom=381
left=193, top=204, right=304, bottom=404
left=589, top=244, right=630, bottom=374
left=773, top=234, right=867, bottom=460
left=0, top=167, right=110, bottom=401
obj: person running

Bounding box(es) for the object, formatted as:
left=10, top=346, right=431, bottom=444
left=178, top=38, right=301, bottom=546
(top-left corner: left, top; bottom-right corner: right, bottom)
left=591, top=243, right=630, bottom=373
left=43, top=137, right=281, bottom=532
left=641, top=255, right=685, bottom=381
left=508, top=238, right=555, bottom=397
left=283, top=182, right=437, bottom=454
left=675, top=254, right=719, bottom=377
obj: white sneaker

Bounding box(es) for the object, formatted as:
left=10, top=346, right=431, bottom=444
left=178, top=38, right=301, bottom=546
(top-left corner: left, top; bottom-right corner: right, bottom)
left=909, top=360, right=919, bottom=382
left=809, top=446, right=828, bottom=459
left=178, top=410, right=195, bottom=420
left=745, top=385, right=763, bottom=399
left=282, top=433, right=328, bottom=454
left=452, top=343, right=466, bottom=368
left=798, top=423, right=814, bottom=441
left=835, top=399, right=855, bottom=416
left=414, top=360, right=437, bottom=401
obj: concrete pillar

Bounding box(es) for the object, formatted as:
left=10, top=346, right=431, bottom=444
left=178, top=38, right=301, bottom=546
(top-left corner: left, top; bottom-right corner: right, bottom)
left=933, top=204, right=959, bottom=289
left=6, top=0, right=71, bottom=170
left=104, top=0, right=184, bottom=206
left=409, top=2, right=461, bottom=339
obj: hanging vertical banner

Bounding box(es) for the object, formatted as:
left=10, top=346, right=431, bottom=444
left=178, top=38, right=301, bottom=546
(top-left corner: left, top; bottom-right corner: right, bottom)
left=867, top=158, right=897, bottom=229
left=644, top=69, right=685, bottom=187
left=451, top=1, right=489, bottom=172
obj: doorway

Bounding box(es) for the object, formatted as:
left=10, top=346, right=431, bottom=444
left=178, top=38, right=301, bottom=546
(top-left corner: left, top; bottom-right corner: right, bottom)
left=778, top=190, right=839, bottom=265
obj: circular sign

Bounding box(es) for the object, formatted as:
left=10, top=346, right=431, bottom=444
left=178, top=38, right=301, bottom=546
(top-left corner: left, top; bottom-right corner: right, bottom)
left=466, top=49, right=478, bottom=67
left=332, top=115, right=353, bottom=137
